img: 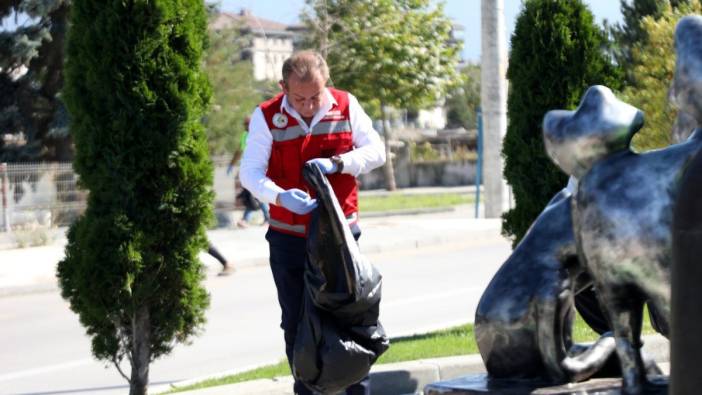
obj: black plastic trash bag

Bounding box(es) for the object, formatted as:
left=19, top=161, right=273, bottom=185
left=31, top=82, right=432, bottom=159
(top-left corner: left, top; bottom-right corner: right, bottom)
left=292, top=163, right=390, bottom=394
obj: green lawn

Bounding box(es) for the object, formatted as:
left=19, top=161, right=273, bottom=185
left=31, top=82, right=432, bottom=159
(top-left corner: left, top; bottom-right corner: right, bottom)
left=165, top=311, right=657, bottom=393
left=162, top=360, right=292, bottom=394
left=376, top=324, right=478, bottom=364
left=359, top=192, right=474, bottom=213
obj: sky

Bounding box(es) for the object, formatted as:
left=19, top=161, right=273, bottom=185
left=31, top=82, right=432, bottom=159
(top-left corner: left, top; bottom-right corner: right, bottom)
left=218, top=0, right=624, bottom=63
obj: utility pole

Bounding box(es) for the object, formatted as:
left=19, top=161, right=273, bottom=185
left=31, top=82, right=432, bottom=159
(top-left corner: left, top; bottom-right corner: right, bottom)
left=480, top=0, right=508, bottom=218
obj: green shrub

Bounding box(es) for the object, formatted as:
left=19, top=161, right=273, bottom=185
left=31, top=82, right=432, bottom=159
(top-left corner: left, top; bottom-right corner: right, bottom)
left=410, top=141, right=441, bottom=162
left=502, top=0, right=621, bottom=245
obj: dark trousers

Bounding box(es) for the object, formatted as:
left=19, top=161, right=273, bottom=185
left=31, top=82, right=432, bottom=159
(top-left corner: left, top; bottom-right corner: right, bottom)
left=266, top=229, right=370, bottom=395
left=207, top=243, right=227, bottom=266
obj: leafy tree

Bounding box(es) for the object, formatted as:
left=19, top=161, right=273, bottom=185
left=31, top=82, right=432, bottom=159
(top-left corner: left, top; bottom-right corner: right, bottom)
left=57, top=1, right=213, bottom=394
left=203, top=11, right=277, bottom=156
left=618, top=1, right=701, bottom=149
left=622, top=1, right=702, bottom=151
left=606, top=0, right=693, bottom=84
left=446, top=63, right=480, bottom=130
left=0, top=0, right=71, bottom=161
left=302, top=0, right=462, bottom=190
left=502, top=0, right=621, bottom=245
left=607, top=0, right=666, bottom=73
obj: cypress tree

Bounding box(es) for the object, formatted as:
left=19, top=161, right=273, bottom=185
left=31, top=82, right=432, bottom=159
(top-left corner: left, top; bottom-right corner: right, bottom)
left=502, top=0, right=620, bottom=245
left=57, top=1, right=212, bottom=394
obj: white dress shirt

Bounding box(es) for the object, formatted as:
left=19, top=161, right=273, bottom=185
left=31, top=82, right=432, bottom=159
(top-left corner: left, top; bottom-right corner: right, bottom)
left=240, top=88, right=386, bottom=205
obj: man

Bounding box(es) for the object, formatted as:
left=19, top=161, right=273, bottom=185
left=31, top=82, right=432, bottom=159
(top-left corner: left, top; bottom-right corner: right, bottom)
left=240, top=50, right=386, bottom=395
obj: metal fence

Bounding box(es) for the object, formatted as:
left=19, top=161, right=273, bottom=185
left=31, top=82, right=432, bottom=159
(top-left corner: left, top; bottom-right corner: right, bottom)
left=0, top=159, right=239, bottom=231
left=0, top=162, right=86, bottom=230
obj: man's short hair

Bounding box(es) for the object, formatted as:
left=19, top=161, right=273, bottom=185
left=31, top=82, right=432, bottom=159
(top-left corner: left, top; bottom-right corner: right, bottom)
left=281, top=50, right=329, bottom=85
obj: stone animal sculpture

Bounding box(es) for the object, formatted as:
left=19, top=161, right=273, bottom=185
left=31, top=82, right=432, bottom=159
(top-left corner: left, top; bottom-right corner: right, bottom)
left=542, top=16, right=702, bottom=394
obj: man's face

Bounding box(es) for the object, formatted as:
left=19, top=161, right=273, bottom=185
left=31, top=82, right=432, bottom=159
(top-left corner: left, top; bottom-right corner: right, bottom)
left=281, top=73, right=327, bottom=118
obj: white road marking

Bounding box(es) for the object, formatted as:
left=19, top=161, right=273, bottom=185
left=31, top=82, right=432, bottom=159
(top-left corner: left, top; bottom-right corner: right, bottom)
left=0, top=358, right=94, bottom=382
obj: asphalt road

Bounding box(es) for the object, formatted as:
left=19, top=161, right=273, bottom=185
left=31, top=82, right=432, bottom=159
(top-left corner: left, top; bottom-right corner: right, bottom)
left=0, top=237, right=510, bottom=395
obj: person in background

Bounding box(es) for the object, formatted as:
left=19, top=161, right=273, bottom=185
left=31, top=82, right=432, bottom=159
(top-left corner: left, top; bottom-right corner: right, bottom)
left=239, top=50, right=386, bottom=395
left=228, top=117, right=270, bottom=228
left=208, top=242, right=234, bottom=276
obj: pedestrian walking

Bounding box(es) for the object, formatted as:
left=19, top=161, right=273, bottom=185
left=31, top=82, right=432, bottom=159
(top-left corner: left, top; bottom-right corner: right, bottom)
left=208, top=242, right=235, bottom=276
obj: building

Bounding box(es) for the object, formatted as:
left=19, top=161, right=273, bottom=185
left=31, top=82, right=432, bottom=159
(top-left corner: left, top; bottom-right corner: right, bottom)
left=210, top=9, right=296, bottom=81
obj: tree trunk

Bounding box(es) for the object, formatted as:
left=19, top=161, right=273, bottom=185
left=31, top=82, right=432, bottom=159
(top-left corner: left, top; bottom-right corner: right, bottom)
left=380, top=104, right=397, bottom=191
left=480, top=0, right=508, bottom=218
left=129, top=306, right=151, bottom=395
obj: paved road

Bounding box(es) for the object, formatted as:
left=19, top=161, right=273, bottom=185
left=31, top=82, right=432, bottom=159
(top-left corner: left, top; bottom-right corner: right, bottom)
left=0, top=237, right=510, bottom=395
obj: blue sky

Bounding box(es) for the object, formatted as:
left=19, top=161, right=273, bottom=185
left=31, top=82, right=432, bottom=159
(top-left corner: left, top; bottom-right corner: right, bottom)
left=218, top=0, right=624, bottom=63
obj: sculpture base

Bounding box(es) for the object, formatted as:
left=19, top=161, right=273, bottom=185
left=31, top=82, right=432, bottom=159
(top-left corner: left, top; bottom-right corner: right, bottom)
left=424, top=374, right=668, bottom=394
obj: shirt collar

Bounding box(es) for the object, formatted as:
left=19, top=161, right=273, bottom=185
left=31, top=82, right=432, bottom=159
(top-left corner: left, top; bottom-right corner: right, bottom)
left=280, top=88, right=337, bottom=130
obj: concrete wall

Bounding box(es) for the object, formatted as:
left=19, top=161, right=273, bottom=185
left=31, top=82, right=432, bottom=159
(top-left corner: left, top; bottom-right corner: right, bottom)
left=213, top=162, right=238, bottom=208
left=358, top=160, right=477, bottom=190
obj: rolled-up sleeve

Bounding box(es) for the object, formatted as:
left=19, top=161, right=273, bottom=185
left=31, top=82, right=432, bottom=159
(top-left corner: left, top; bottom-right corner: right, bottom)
left=239, top=107, right=284, bottom=205
left=339, top=93, right=386, bottom=176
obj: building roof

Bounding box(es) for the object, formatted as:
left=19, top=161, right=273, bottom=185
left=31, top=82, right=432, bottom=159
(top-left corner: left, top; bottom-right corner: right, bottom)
left=211, top=9, right=293, bottom=37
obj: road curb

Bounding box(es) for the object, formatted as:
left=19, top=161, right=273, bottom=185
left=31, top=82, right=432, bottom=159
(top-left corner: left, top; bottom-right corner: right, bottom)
left=157, top=354, right=487, bottom=395
left=164, top=335, right=669, bottom=395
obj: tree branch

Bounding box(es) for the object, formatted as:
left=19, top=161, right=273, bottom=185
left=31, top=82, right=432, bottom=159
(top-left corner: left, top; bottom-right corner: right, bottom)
left=112, top=355, right=130, bottom=382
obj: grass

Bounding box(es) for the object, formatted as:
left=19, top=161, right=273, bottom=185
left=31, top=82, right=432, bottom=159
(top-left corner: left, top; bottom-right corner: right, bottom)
left=571, top=306, right=656, bottom=342
left=162, top=359, right=292, bottom=394
left=359, top=192, right=474, bottom=213
left=164, top=310, right=658, bottom=393
left=376, top=324, right=478, bottom=364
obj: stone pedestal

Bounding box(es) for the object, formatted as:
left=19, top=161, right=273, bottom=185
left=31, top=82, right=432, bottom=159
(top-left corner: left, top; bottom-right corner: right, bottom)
left=424, top=374, right=668, bottom=394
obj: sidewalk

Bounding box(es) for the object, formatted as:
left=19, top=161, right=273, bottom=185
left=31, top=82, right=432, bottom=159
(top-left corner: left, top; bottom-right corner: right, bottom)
left=0, top=187, right=488, bottom=296
left=159, top=335, right=670, bottom=395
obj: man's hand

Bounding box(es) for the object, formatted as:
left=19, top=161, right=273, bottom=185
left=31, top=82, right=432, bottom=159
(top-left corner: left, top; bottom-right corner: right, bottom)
left=306, top=158, right=337, bottom=174
left=276, top=189, right=318, bottom=215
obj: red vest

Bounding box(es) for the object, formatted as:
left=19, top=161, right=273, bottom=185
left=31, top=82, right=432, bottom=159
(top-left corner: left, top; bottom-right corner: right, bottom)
left=261, top=88, right=358, bottom=236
